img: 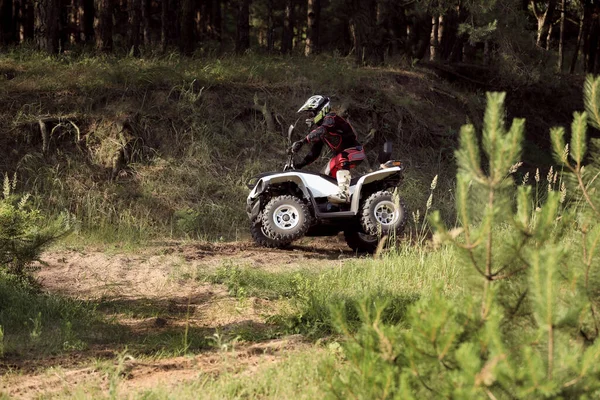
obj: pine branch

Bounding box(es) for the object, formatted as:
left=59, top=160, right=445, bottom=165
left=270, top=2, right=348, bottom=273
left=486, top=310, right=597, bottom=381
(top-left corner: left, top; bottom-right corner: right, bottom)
left=584, top=75, right=600, bottom=130
left=574, top=168, right=600, bottom=217
left=504, top=290, right=529, bottom=323
left=550, top=127, right=569, bottom=166
left=570, top=112, right=588, bottom=167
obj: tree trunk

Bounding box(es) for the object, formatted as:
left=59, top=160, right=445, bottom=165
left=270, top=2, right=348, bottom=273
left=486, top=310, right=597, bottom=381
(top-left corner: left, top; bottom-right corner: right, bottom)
left=589, top=20, right=600, bottom=73
left=211, top=0, right=221, bottom=43
left=429, top=15, right=439, bottom=61
left=161, top=0, right=179, bottom=52
left=16, top=0, right=34, bottom=42
left=266, top=0, right=274, bottom=52
left=0, top=0, right=15, bottom=44
left=586, top=0, right=599, bottom=73
left=546, top=20, right=553, bottom=50
left=161, top=0, right=168, bottom=51
left=60, top=0, right=71, bottom=47
left=282, top=0, right=294, bottom=54
left=409, top=13, right=431, bottom=60
left=387, top=6, right=407, bottom=57
left=305, top=0, right=320, bottom=55
left=141, top=0, right=151, bottom=45
left=483, top=40, right=491, bottom=65
left=581, top=0, right=593, bottom=72
left=557, top=0, right=565, bottom=71
left=34, top=0, right=60, bottom=53
left=532, top=0, right=557, bottom=48
left=179, top=0, right=194, bottom=54
left=195, top=1, right=205, bottom=40
left=95, top=0, right=113, bottom=52
left=571, top=10, right=584, bottom=73
left=235, top=0, right=250, bottom=53
left=112, top=0, right=128, bottom=39
left=68, top=0, right=80, bottom=44
left=438, top=14, right=446, bottom=59
left=445, top=6, right=462, bottom=61
left=82, top=0, right=94, bottom=42
left=128, top=0, right=141, bottom=55
left=76, top=0, right=87, bottom=42
left=14, top=0, right=23, bottom=42
left=375, top=0, right=403, bottom=58
left=347, top=0, right=383, bottom=65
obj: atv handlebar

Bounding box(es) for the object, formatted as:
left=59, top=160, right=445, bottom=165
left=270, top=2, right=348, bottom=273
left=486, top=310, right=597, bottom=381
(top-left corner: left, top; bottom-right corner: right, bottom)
left=284, top=123, right=300, bottom=171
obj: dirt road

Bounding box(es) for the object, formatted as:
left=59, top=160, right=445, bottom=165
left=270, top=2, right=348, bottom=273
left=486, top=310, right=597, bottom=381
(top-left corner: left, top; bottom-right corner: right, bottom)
left=1, top=238, right=354, bottom=398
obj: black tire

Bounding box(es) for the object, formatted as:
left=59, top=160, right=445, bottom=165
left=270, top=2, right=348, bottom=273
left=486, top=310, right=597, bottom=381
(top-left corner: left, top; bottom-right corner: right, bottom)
left=262, top=195, right=311, bottom=242
left=360, top=191, right=407, bottom=236
left=344, top=230, right=380, bottom=254
left=250, top=219, right=292, bottom=248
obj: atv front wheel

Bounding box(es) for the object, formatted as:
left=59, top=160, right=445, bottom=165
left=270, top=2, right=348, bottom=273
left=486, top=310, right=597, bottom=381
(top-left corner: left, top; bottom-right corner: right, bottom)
left=361, top=191, right=407, bottom=236
left=344, top=230, right=379, bottom=254
left=262, top=195, right=311, bottom=242
left=250, top=219, right=292, bottom=248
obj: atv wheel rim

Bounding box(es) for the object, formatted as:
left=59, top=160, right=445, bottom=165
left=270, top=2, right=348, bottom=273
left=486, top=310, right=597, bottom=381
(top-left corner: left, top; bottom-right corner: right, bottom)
left=374, top=201, right=399, bottom=226
left=273, top=204, right=300, bottom=230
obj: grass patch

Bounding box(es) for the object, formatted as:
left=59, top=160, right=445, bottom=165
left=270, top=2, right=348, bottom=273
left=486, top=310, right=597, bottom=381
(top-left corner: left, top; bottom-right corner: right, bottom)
left=0, top=50, right=396, bottom=93
left=0, top=272, right=117, bottom=357
left=202, top=245, right=462, bottom=336
left=145, top=350, right=336, bottom=400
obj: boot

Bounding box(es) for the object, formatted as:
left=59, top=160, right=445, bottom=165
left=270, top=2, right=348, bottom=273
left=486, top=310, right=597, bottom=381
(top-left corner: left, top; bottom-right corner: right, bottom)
left=328, top=170, right=351, bottom=204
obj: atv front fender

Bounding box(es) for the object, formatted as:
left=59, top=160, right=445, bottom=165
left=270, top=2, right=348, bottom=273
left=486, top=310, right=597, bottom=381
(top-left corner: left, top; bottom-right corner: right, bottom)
left=248, top=173, right=312, bottom=201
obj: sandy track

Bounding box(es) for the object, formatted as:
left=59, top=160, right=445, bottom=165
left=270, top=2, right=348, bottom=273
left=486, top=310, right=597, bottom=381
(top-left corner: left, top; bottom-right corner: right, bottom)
left=37, top=238, right=353, bottom=299
left=2, top=238, right=353, bottom=398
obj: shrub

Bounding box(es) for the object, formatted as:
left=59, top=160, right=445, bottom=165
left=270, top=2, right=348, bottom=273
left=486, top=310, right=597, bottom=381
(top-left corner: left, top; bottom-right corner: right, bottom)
left=0, top=173, right=72, bottom=280
left=326, top=80, right=600, bottom=398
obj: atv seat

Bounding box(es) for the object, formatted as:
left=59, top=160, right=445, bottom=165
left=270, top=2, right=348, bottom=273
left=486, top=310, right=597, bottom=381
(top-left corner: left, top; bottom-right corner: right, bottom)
left=301, top=171, right=361, bottom=186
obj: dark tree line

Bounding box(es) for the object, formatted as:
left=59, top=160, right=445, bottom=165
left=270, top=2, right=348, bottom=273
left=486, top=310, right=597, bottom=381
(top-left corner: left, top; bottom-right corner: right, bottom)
left=1, top=0, right=600, bottom=73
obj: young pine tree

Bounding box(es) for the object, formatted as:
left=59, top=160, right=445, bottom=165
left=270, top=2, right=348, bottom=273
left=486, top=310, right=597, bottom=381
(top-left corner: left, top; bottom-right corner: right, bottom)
left=327, top=87, right=600, bottom=399
left=0, top=174, right=73, bottom=280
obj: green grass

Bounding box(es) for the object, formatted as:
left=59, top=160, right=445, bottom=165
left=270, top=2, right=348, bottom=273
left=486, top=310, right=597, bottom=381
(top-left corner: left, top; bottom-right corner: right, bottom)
left=203, top=244, right=462, bottom=336
left=0, top=50, right=468, bottom=245
left=47, top=347, right=337, bottom=400
left=137, top=350, right=337, bottom=400
left=0, top=272, right=272, bottom=361
left=0, top=272, right=115, bottom=357
left=0, top=49, right=400, bottom=93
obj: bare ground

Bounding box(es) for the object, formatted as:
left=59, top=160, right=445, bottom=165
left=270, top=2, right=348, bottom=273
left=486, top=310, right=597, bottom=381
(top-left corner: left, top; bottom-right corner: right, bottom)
left=1, top=237, right=355, bottom=398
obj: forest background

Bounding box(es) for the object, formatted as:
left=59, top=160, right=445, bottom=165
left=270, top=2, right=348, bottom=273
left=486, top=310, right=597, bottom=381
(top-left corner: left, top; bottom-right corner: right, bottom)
left=0, top=0, right=598, bottom=72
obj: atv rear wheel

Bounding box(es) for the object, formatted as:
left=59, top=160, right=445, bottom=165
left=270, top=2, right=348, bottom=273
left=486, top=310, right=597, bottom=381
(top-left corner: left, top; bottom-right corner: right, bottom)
left=361, top=191, right=407, bottom=236
left=250, top=218, right=292, bottom=248
left=262, top=195, right=311, bottom=243
left=344, top=230, right=379, bottom=253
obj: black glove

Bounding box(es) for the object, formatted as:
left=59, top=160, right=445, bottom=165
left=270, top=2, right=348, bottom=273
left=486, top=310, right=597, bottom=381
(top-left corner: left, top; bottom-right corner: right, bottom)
left=283, top=163, right=295, bottom=171
left=288, top=140, right=304, bottom=155
left=294, top=160, right=307, bottom=170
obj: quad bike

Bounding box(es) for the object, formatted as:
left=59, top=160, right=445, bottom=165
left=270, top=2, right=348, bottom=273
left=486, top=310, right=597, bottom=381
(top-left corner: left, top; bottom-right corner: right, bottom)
left=246, top=124, right=407, bottom=253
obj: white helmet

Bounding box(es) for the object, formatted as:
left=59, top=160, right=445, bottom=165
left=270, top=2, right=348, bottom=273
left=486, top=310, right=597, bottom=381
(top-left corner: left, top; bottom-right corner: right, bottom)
left=297, top=95, right=331, bottom=125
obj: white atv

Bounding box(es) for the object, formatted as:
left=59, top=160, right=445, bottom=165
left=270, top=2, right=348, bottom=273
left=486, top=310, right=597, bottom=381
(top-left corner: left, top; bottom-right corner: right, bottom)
left=246, top=125, right=407, bottom=253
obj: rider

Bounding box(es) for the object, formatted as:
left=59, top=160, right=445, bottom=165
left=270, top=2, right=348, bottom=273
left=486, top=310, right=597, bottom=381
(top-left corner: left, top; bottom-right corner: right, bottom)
left=289, top=95, right=365, bottom=204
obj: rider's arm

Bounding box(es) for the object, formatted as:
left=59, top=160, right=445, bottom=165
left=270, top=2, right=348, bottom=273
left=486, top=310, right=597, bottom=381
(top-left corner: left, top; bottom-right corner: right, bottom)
left=296, top=141, right=323, bottom=169
left=305, top=125, right=326, bottom=143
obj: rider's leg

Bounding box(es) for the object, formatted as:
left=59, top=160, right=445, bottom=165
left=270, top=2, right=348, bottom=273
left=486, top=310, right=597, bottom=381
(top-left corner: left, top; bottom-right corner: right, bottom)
left=327, top=148, right=365, bottom=204
left=328, top=154, right=351, bottom=204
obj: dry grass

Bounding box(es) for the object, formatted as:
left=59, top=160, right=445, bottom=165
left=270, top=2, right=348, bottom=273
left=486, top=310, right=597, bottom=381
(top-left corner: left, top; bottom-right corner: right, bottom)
left=0, top=51, right=470, bottom=244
